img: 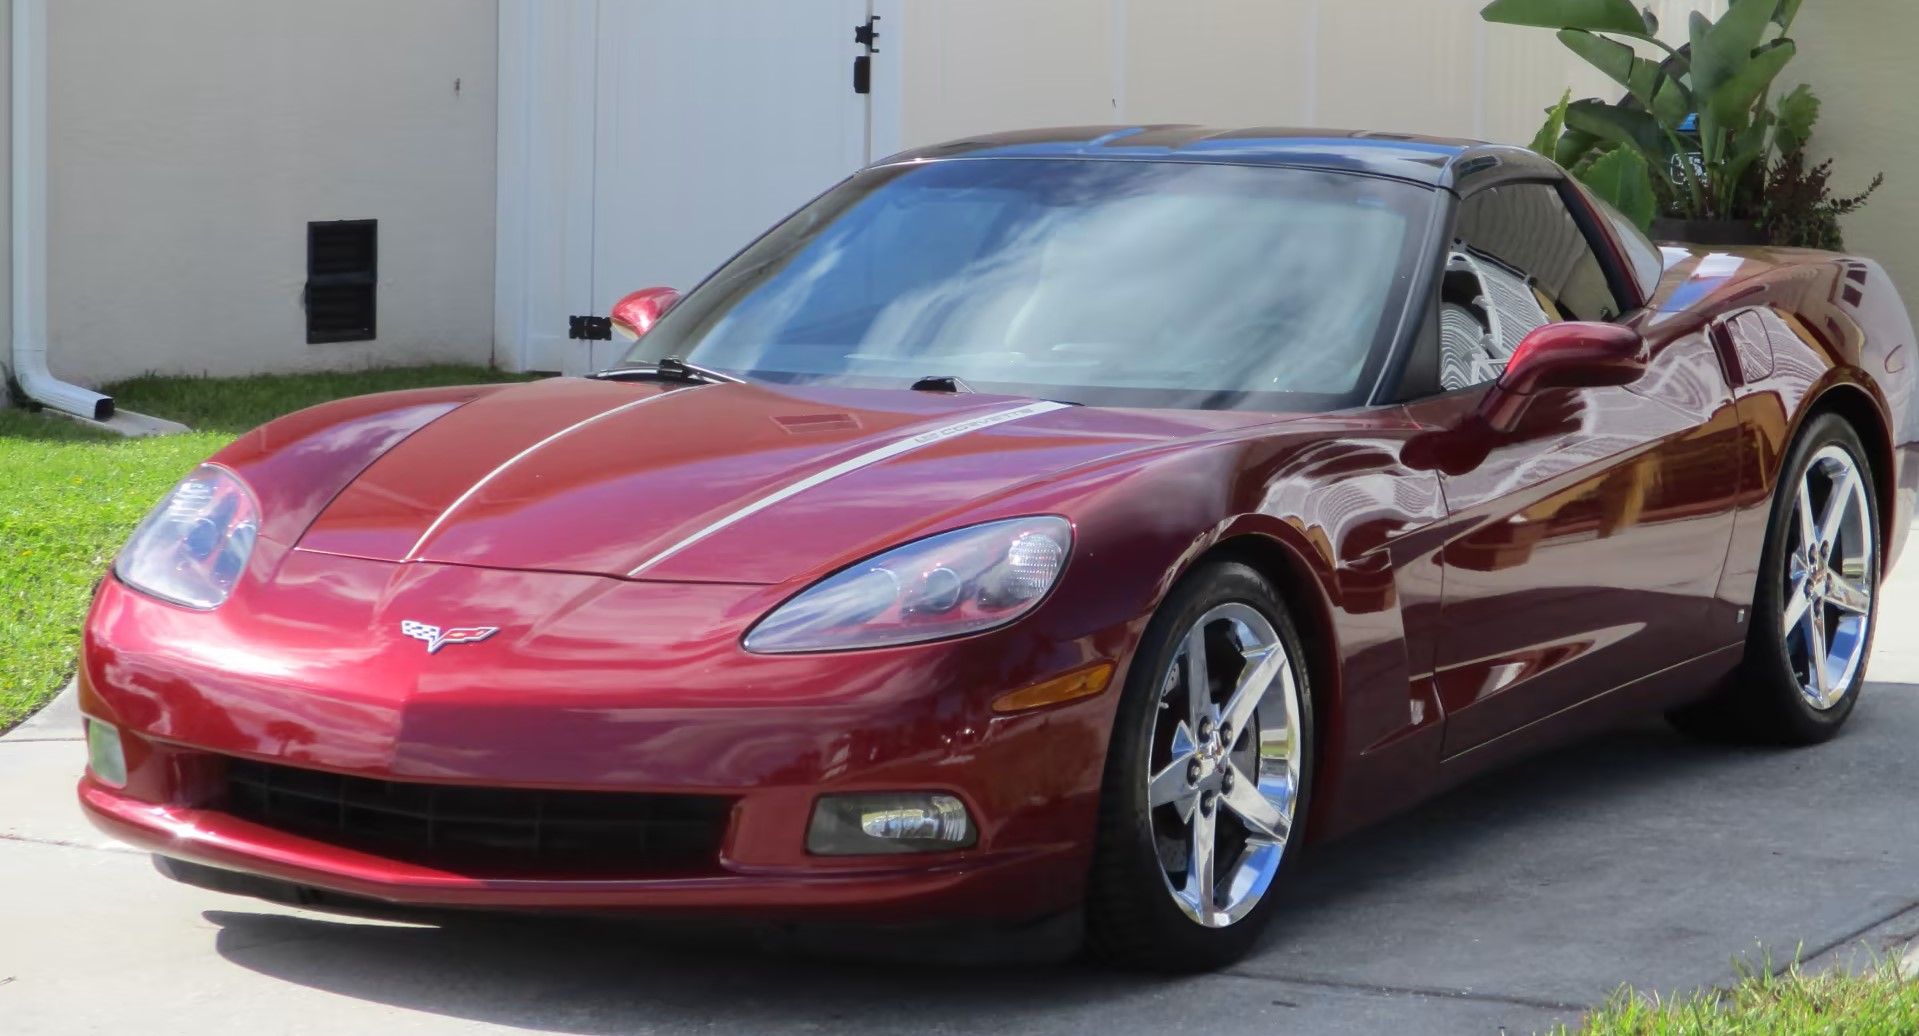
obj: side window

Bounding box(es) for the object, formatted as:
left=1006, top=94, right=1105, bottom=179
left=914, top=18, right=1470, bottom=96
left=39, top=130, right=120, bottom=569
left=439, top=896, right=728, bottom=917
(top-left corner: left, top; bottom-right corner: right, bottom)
left=1580, top=185, right=1665, bottom=302
left=1437, top=182, right=1624, bottom=392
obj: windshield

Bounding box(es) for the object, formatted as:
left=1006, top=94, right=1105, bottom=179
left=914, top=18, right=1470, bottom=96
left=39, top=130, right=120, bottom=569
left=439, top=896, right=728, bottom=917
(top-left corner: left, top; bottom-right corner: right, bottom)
left=622, top=158, right=1431, bottom=411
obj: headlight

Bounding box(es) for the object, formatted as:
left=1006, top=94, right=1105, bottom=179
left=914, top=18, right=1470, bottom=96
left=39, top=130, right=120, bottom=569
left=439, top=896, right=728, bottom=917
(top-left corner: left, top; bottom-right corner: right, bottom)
left=743, top=516, right=1071, bottom=653
left=114, top=464, right=260, bottom=609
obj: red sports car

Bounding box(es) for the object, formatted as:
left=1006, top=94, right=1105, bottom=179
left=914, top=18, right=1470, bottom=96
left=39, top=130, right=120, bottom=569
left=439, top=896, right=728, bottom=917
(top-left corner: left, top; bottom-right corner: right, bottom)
left=79, top=128, right=1916, bottom=970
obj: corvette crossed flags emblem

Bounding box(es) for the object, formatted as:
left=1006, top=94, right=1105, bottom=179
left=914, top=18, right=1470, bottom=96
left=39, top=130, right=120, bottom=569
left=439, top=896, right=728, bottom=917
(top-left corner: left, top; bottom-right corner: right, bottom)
left=400, top=619, right=500, bottom=654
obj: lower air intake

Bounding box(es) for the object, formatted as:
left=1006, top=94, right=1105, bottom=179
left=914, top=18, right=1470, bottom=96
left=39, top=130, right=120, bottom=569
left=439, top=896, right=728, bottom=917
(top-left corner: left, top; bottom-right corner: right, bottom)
left=222, top=757, right=732, bottom=877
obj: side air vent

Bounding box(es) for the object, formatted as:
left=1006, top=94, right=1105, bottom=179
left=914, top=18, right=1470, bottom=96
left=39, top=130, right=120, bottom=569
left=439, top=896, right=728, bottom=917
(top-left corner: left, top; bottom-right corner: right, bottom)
left=305, top=219, right=377, bottom=343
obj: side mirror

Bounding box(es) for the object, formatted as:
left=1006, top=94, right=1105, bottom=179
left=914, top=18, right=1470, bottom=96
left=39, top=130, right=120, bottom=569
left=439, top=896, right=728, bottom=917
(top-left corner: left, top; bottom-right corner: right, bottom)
left=610, top=287, right=681, bottom=340
left=1480, top=322, right=1647, bottom=432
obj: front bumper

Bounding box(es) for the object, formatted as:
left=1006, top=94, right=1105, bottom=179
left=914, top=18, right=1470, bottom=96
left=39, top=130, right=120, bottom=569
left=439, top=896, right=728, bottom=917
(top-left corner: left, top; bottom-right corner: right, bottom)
left=76, top=555, right=1129, bottom=922
left=80, top=773, right=1067, bottom=918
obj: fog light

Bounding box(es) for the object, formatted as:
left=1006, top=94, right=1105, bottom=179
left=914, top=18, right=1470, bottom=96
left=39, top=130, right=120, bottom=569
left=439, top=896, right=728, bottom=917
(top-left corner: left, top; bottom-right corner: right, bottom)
left=86, top=718, right=127, bottom=788
left=806, top=792, right=975, bottom=855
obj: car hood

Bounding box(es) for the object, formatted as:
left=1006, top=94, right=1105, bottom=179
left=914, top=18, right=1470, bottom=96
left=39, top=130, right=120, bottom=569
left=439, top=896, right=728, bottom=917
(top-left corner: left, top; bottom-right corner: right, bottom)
left=294, top=376, right=1289, bottom=584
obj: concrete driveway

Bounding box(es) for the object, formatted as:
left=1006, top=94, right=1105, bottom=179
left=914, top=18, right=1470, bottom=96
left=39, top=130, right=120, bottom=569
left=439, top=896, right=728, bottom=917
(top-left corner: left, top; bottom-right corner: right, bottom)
left=5, top=541, right=1917, bottom=1035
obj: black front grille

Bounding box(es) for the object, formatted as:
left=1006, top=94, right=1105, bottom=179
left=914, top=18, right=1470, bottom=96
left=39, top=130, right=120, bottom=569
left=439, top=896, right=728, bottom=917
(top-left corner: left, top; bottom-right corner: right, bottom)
left=223, top=758, right=732, bottom=877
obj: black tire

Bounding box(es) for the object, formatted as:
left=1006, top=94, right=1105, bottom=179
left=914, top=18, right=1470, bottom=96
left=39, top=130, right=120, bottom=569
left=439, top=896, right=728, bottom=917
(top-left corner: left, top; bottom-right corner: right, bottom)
left=1670, top=413, right=1880, bottom=744
left=1084, top=560, right=1314, bottom=972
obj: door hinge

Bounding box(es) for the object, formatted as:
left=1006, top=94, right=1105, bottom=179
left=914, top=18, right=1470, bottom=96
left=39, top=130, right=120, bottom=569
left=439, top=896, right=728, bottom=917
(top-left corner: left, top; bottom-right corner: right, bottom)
left=569, top=315, right=612, bottom=341
left=853, top=15, right=880, bottom=95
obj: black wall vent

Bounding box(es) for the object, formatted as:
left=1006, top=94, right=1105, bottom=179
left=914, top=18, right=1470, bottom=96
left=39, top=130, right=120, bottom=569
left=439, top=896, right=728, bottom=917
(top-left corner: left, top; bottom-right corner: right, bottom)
left=305, top=219, right=377, bottom=343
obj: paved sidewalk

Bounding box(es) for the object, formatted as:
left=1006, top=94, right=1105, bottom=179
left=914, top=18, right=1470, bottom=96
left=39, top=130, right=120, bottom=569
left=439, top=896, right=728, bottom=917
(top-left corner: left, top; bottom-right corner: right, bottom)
left=4, top=533, right=1917, bottom=1034
left=1871, top=528, right=1919, bottom=683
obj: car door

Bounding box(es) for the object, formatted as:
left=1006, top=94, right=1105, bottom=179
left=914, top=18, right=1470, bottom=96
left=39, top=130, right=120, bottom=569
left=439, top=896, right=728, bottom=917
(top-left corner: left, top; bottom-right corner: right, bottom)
left=1400, top=180, right=1746, bottom=757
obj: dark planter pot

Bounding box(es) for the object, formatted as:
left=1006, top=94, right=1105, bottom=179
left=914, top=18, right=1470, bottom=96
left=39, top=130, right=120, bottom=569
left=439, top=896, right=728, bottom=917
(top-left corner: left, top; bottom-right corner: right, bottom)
left=1648, top=217, right=1769, bottom=247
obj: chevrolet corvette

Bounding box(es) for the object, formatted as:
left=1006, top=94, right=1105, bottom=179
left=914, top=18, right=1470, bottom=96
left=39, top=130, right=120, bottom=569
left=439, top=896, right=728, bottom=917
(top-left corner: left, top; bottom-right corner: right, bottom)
left=78, top=127, right=1917, bottom=970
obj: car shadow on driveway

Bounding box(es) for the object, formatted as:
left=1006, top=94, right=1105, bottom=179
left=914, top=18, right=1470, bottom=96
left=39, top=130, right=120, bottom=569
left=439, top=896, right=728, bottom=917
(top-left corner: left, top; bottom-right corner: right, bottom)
left=205, top=907, right=1192, bottom=1035
left=201, top=685, right=1919, bottom=1033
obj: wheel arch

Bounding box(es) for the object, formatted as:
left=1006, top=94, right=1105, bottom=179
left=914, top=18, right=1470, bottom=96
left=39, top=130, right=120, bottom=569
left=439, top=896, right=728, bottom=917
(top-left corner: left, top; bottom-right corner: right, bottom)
left=1801, top=381, right=1897, bottom=564
left=1190, top=532, right=1342, bottom=738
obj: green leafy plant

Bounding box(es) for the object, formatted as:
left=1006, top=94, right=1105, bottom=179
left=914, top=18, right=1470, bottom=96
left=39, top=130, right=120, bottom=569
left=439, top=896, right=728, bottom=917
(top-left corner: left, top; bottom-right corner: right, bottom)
left=1583, top=146, right=1660, bottom=229
left=1482, top=0, right=1865, bottom=238
left=1756, top=83, right=1882, bottom=249
left=1764, top=148, right=1883, bottom=251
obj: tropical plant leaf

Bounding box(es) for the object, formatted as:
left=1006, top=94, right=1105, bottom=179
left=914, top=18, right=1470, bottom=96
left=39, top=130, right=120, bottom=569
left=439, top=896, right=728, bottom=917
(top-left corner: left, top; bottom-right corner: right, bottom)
left=1580, top=147, right=1659, bottom=230
left=1566, top=99, right=1669, bottom=163
left=1531, top=90, right=1573, bottom=157
left=1568, top=142, right=1610, bottom=179
left=1641, top=5, right=1658, bottom=35
left=1717, top=0, right=1778, bottom=54
left=1480, top=0, right=1650, bottom=36
left=1774, top=82, right=1819, bottom=155
left=1773, top=0, right=1803, bottom=32
left=1655, top=45, right=1693, bottom=92
left=1720, top=115, right=1774, bottom=212
left=1704, top=39, right=1796, bottom=128
left=1557, top=127, right=1604, bottom=170
left=1556, top=29, right=1636, bottom=84
left=1555, top=29, right=1692, bottom=126
left=1685, top=14, right=1723, bottom=147
left=1690, top=0, right=1776, bottom=102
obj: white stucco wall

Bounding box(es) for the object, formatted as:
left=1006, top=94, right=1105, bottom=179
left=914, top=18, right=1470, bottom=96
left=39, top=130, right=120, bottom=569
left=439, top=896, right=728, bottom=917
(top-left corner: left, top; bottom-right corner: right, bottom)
left=0, top=3, right=12, bottom=371
left=895, top=0, right=1717, bottom=152
left=1791, top=2, right=1919, bottom=307
left=44, top=0, right=498, bottom=386
left=40, top=0, right=1849, bottom=393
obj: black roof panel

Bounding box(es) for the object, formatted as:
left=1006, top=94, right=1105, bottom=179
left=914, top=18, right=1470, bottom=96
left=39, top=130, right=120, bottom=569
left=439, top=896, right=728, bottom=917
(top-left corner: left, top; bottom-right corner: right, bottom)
left=880, top=125, right=1558, bottom=191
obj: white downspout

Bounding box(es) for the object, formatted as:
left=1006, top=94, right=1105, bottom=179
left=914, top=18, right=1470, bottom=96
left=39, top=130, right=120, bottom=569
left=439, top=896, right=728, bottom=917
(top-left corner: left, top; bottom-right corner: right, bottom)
left=8, top=0, right=110, bottom=419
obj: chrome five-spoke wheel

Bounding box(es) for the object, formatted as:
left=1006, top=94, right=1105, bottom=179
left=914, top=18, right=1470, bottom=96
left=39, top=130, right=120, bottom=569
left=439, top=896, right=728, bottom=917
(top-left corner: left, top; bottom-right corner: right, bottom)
left=1088, top=561, right=1311, bottom=969
left=1146, top=603, right=1302, bottom=928
left=1781, top=444, right=1875, bottom=710
left=1669, top=414, right=1879, bottom=745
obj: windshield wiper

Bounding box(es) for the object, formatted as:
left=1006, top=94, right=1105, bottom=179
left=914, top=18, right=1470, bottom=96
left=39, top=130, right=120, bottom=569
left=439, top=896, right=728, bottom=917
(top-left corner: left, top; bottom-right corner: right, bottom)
left=909, top=375, right=974, bottom=394
left=591, top=357, right=743, bottom=386
left=908, top=373, right=1083, bottom=407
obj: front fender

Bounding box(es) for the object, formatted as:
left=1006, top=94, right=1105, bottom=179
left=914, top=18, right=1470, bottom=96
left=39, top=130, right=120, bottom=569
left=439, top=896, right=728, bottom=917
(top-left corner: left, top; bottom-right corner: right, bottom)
left=949, top=416, right=1450, bottom=844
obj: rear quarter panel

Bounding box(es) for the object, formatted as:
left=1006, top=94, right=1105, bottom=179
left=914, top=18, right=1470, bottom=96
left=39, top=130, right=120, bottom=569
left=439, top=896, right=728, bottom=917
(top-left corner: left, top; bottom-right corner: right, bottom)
left=1652, top=246, right=1917, bottom=600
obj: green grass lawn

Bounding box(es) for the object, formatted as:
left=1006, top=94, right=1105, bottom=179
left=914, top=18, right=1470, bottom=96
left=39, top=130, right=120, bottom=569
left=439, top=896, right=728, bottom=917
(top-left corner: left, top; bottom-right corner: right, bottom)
left=0, top=365, right=536, bottom=732
left=1560, top=961, right=1919, bottom=1035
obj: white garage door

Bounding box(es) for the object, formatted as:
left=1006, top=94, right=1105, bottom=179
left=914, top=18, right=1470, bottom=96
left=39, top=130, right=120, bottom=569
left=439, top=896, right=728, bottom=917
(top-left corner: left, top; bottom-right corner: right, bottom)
left=498, top=0, right=886, bottom=374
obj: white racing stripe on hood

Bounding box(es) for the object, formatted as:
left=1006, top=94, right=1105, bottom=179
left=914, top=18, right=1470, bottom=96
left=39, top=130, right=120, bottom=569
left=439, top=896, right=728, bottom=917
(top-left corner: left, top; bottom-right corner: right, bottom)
left=403, top=389, right=685, bottom=561
left=626, top=399, right=1072, bottom=578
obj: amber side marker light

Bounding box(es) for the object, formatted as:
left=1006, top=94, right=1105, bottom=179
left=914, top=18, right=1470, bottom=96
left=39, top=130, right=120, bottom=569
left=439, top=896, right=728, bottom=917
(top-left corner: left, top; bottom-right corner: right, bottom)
left=991, top=662, right=1115, bottom=714
left=85, top=718, right=128, bottom=787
